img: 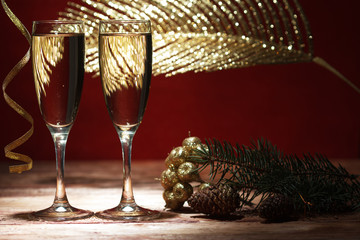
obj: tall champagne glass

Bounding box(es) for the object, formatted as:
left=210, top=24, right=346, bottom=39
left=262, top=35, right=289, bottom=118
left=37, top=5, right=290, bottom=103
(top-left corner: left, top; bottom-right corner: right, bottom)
left=31, top=20, right=93, bottom=221
left=97, top=19, right=160, bottom=220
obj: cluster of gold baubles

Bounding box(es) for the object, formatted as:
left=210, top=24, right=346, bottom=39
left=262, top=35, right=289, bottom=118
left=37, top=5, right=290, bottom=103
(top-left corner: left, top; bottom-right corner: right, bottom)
left=161, top=136, right=209, bottom=210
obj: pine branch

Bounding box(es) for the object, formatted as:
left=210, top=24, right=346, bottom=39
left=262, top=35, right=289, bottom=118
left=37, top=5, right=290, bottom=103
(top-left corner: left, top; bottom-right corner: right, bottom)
left=190, top=138, right=360, bottom=214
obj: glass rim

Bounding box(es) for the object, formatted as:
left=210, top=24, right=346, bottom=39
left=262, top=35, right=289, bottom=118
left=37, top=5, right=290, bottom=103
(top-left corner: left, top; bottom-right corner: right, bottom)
left=99, top=19, right=151, bottom=24
left=33, top=20, right=84, bottom=25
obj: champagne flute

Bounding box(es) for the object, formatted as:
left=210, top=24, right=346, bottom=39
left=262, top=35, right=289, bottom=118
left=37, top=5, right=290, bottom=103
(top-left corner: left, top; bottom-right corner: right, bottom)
left=31, top=20, right=93, bottom=221
left=97, top=19, right=160, bottom=220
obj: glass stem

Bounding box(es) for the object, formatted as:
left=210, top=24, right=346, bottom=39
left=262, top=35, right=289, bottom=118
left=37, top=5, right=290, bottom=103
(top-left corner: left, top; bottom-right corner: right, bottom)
left=48, top=125, right=71, bottom=205
left=117, top=128, right=137, bottom=206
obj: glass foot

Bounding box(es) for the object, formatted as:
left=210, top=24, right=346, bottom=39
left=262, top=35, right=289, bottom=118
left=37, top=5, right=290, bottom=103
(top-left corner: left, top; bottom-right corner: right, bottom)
left=96, top=203, right=161, bottom=221
left=30, top=202, right=93, bottom=221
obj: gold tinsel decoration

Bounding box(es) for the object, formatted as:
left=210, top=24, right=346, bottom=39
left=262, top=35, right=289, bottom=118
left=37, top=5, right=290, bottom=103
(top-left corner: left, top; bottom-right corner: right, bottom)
left=1, top=0, right=33, bottom=173
left=59, top=0, right=359, bottom=94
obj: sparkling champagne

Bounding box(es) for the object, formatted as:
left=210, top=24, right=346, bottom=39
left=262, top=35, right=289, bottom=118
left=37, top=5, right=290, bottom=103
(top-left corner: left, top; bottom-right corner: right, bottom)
left=32, top=33, right=84, bottom=127
left=96, top=19, right=159, bottom=221
left=99, top=33, right=152, bottom=130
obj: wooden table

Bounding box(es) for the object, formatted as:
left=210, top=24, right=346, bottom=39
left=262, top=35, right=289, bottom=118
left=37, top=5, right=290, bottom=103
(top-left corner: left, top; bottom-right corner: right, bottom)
left=1, top=159, right=360, bottom=240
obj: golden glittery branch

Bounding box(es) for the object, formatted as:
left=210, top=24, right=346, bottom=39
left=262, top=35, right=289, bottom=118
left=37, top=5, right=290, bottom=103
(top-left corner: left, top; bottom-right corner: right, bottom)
left=59, top=0, right=313, bottom=76
left=1, top=0, right=33, bottom=173
left=59, top=0, right=359, bottom=94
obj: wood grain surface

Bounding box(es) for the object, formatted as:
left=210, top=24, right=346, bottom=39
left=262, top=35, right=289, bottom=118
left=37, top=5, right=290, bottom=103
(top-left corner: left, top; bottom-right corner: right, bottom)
left=1, top=159, right=360, bottom=240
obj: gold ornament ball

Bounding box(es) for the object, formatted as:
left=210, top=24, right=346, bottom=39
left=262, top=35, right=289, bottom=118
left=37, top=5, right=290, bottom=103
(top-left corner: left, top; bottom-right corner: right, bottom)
left=185, top=143, right=209, bottom=161
left=188, top=143, right=209, bottom=154
left=173, top=182, right=193, bottom=202
left=165, top=146, right=189, bottom=169
left=163, top=190, right=184, bottom=210
left=196, top=143, right=209, bottom=153
left=182, top=136, right=202, bottom=148
left=161, top=168, right=180, bottom=190
left=177, top=162, right=200, bottom=182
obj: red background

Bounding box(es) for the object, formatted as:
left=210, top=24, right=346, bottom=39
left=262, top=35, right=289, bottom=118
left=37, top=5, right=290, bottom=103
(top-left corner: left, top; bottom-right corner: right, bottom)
left=1, top=0, right=360, bottom=168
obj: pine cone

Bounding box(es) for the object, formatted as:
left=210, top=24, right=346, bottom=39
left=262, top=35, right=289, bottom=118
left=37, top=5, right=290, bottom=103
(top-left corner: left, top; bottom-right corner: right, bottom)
left=187, top=183, right=240, bottom=217
left=258, top=193, right=295, bottom=222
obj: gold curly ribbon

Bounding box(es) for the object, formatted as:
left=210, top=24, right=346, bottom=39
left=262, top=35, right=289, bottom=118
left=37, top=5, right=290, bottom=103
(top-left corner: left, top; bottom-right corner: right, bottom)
left=1, top=0, right=33, bottom=173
